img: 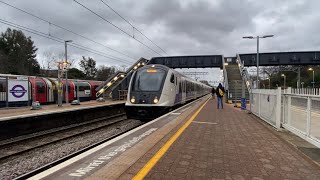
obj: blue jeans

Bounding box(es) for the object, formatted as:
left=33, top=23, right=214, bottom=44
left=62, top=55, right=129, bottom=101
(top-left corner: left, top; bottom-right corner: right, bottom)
left=217, top=96, right=223, bottom=109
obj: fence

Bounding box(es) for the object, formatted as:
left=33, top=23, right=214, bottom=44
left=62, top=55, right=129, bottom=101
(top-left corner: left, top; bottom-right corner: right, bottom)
left=250, top=88, right=281, bottom=129
left=291, top=88, right=320, bottom=95
left=251, top=87, right=320, bottom=148
left=282, top=92, right=320, bottom=147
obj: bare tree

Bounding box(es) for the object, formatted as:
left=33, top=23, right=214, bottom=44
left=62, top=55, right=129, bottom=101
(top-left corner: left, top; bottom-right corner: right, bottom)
left=42, top=51, right=56, bottom=70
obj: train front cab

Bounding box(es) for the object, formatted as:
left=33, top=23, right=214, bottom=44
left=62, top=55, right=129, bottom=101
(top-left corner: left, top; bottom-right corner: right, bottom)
left=125, top=65, right=170, bottom=120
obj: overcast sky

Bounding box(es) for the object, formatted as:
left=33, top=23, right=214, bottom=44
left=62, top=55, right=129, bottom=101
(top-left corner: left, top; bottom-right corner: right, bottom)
left=0, top=0, right=319, bottom=84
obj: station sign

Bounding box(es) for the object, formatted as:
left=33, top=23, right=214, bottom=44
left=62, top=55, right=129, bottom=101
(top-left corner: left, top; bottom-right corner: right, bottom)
left=8, top=79, right=29, bottom=102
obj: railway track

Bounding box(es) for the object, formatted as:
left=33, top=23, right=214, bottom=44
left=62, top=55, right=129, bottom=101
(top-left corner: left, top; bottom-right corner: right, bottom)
left=0, top=113, right=127, bottom=160
left=13, top=119, right=141, bottom=180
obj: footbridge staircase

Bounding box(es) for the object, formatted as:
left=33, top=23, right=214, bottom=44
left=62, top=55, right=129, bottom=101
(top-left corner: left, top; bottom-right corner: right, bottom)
left=223, top=56, right=251, bottom=104
left=95, top=58, right=148, bottom=100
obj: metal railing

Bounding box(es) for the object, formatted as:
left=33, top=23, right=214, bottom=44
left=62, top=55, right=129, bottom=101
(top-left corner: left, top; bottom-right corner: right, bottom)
left=251, top=88, right=281, bottom=129
left=291, top=88, right=320, bottom=95
left=250, top=87, right=320, bottom=148
left=282, top=91, right=320, bottom=147
left=236, top=54, right=251, bottom=91
left=222, top=56, right=229, bottom=91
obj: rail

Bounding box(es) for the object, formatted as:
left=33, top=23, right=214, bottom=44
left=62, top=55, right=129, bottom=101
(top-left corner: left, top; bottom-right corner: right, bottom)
left=236, top=54, right=251, bottom=92
left=250, top=87, right=320, bottom=148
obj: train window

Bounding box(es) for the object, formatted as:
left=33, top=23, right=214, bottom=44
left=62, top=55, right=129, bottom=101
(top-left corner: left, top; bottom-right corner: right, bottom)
left=170, top=74, right=175, bottom=83
left=133, top=68, right=166, bottom=91
left=79, top=86, right=90, bottom=91
left=36, top=82, right=45, bottom=93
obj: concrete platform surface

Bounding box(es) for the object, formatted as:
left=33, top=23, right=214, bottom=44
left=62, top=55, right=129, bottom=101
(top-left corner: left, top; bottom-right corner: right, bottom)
left=121, top=99, right=320, bottom=180
left=0, top=100, right=125, bottom=121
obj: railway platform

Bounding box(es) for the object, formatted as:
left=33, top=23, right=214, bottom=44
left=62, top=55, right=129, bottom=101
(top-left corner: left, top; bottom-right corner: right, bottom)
left=30, top=96, right=320, bottom=180
left=0, top=99, right=125, bottom=121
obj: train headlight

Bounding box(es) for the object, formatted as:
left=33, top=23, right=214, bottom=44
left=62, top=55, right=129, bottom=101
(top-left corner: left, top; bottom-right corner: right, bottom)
left=130, top=96, right=136, bottom=103
left=153, top=97, right=159, bottom=104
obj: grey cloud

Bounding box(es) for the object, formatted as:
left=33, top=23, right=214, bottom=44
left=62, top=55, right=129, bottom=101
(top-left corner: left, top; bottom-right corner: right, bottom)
left=0, top=0, right=319, bottom=82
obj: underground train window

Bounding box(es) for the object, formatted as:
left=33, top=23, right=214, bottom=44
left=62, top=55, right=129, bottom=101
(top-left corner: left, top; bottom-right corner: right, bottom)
left=36, top=82, right=45, bottom=93
left=133, top=69, right=166, bottom=91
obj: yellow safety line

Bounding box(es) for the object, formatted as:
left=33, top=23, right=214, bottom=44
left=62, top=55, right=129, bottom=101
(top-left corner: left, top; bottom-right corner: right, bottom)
left=132, top=99, right=209, bottom=180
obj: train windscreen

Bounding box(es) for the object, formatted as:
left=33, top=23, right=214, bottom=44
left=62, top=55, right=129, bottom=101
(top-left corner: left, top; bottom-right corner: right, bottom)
left=133, top=68, right=166, bottom=91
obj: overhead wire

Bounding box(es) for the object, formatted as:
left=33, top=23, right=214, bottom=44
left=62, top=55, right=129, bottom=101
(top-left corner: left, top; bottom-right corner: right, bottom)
left=0, top=19, right=132, bottom=65
left=99, top=0, right=168, bottom=55
left=73, top=0, right=164, bottom=56
left=0, top=0, right=136, bottom=60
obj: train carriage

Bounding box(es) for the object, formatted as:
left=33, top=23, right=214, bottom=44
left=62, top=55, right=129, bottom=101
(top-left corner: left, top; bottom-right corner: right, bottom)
left=73, top=81, right=91, bottom=101
left=125, top=64, right=211, bottom=119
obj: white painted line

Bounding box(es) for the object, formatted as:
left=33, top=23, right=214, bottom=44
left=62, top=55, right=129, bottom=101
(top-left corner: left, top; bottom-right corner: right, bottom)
left=192, top=121, right=217, bottom=125
left=28, top=96, right=208, bottom=179
left=171, top=113, right=181, bottom=115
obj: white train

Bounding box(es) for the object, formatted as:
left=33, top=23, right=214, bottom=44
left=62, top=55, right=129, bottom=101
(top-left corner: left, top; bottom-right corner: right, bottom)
left=125, top=64, right=211, bottom=119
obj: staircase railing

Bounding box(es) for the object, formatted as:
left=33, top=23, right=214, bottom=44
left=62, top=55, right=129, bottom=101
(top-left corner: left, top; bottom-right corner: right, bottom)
left=95, top=58, right=148, bottom=98
left=222, top=56, right=229, bottom=91
left=236, top=54, right=251, bottom=92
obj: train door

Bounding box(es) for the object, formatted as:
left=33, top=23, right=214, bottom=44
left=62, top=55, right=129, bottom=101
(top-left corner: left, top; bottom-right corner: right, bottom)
left=62, top=81, right=74, bottom=102
left=35, top=79, right=47, bottom=103
left=42, top=78, right=54, bottom=103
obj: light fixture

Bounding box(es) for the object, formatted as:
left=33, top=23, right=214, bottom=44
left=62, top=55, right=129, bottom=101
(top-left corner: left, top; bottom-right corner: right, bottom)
left=153, top=96, right=159, bottom=104
left=98, top=89, right=104, bottom=93
left=113, top=76, right=118, bottom=81
left=130, top=96, right=136, bottom=103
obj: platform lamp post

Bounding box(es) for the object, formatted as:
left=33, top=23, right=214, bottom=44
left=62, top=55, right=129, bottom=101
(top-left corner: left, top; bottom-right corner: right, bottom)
left=281, top=74, right=286, bottom=89
left=64, top=40, right=72, bottom=104
left=57, top=62, right=63, bottom=107
left=308, top=68, right=315, bottom=88
left=242, top=35, right=274, bottom=89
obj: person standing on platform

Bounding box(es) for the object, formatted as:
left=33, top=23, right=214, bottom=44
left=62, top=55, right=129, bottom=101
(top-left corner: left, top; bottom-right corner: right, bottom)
left=216, top=83, right=225, bottom=109
left=211, top=87, right=215, bottom=99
